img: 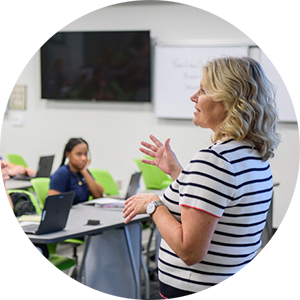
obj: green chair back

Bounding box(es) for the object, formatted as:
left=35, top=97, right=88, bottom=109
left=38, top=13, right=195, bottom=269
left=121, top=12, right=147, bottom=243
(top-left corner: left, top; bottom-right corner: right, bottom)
left=133, top=158, right=173, bottom=190
left=47, top=243, right=76, bottom=271
left=89, top=168, right=120, bottom=196
left=6, top=154, right=28, bottom=168
left=7, top=189, right=42, bottom=215
left=30, top=177, right=50, bottom=208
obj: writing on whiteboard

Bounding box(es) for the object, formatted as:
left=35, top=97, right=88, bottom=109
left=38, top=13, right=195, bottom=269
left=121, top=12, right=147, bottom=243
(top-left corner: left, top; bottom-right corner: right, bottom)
left=155, top=45, right=249, bottom=119
left=172, top=59, right=202, bottom=69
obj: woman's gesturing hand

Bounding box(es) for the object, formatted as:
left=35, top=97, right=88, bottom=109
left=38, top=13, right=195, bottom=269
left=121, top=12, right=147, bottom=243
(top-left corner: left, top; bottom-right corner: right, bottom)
left=139, top=135, right=183, bottom=181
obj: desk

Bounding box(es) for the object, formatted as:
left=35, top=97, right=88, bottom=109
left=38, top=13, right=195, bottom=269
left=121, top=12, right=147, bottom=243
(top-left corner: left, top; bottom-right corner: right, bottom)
left=6, top=178, right=32, bottom=190
left=23, top=204, right=150, bottom=298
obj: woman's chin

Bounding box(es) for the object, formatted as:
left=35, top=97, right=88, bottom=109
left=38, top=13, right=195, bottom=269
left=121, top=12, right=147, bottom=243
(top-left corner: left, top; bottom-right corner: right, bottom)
left=192, top=117, right=201, bottom=127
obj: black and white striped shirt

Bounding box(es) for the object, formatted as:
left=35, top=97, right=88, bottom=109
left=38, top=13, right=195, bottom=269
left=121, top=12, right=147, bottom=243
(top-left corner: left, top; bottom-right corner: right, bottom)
left=158, top=139, right=273, bottom=293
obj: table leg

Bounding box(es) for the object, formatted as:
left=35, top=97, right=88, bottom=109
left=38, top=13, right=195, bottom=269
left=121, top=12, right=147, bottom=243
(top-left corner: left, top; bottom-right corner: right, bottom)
left=124, top=225, right=140, bottom=298
left=77, top=235, right=91, bottom=283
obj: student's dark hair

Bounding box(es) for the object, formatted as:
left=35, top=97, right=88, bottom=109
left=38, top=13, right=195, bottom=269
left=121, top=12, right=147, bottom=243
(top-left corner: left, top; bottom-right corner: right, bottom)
left=60, top=138, right=89, bottom=167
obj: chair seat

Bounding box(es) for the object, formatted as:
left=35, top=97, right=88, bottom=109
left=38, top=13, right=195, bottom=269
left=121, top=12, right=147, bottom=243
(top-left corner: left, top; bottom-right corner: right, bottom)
left=48, top=254, right=76, bottom=271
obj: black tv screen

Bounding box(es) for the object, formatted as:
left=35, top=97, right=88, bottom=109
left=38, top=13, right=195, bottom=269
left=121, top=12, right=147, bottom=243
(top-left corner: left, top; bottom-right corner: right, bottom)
left=40, top=31, right=151, bottom=102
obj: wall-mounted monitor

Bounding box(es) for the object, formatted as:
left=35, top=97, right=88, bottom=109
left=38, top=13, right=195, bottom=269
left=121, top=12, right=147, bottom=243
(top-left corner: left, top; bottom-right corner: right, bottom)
left=40, top=30, right=151, bottom=102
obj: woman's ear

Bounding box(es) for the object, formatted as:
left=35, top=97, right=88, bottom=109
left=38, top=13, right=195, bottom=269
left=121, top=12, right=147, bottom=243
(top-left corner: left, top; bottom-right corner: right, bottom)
left=66, top=151, right=70, bottom=160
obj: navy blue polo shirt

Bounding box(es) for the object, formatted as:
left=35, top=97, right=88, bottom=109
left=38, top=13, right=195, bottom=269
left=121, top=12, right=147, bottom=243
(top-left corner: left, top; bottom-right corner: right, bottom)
left=50, top=164, right=92, bottom=205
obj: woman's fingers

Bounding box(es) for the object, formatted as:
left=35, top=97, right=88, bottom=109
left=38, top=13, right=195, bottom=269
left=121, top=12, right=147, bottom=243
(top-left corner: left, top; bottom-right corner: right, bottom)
left=149, top=134, right=163, bottom=148
left=139, top=146, right=156, bottom=158
left=141, top=159, right=156, bottom=166
left=123, top=198, right=137, bottom=223
left=164, top=138, right=171, bottom=150
left=140, top=141, right=158, bottom=153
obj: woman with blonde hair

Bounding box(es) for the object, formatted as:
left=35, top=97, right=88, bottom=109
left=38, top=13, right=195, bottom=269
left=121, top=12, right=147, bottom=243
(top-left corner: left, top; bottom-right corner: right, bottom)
left=123, top=56, right=280, bottom=298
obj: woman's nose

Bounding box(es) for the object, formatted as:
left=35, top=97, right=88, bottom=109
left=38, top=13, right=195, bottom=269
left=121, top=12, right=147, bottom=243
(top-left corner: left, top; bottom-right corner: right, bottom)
left=190, top=92, right=197, bottom=103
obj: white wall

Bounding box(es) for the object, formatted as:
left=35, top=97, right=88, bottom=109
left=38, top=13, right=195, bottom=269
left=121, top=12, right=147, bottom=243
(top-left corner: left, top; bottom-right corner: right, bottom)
left=58, top=0, right=258, bottom=45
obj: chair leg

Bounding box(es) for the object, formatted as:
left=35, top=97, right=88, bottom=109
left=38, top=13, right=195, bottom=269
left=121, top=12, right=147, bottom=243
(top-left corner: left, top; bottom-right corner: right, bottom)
left=72, top=245, right=78, bottom=264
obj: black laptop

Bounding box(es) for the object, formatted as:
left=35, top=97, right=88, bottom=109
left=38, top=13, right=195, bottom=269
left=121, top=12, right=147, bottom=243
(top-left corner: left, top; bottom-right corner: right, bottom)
left=85, top=172, right=142, bottom=207
left=106, top=171, right=142, bottom=200
left=123, top=172, right=142, bottom=199
left=13, top=155, right=55, bottom=181
left=21, top=192, right=74, bottom=235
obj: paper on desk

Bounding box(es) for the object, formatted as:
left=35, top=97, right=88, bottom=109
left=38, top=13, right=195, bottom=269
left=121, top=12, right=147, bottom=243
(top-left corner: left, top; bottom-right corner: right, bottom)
left=18, top=215, right=41, bottom=223
left=84, top=198, right=125, bottom=206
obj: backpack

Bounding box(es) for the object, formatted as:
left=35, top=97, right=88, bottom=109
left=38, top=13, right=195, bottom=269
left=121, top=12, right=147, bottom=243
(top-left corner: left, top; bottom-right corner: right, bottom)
left=10, top=192, right=36, bottom=217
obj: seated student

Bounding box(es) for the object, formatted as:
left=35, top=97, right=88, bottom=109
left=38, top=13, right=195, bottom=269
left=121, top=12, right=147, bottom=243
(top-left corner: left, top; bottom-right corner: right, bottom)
left=48, top=138, right=104, bottom=204
left=0, top=155, right=36, bottom=177
left=0, top=160, right=14, bottom=214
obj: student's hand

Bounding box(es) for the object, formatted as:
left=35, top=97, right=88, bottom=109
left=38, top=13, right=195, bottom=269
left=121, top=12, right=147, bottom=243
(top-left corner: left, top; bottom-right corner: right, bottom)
left=123, top=193, right=159, bottom=223
left=80, top=159, right=90, bottom=173
left=140, top=135, right=183, bottom=181
left=8, top=165, right=27, bottom=176
left=1, top=160, right=10, bottom=182
left=25, top=168, right=36, bottom=177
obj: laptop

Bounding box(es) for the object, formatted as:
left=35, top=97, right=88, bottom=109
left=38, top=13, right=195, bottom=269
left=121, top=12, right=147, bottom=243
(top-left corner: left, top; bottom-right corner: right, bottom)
left=123, top=171, right=142, bottom=199
left=13, top=155, right=55, bottom=181
left=21, top=192, right=74, bottom=235
left=86, top=172, right=142, bottom=207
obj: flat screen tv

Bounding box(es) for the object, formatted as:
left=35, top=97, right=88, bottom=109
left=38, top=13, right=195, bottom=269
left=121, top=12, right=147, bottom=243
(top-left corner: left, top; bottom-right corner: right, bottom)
left=40, top=30, right=151, bottom=102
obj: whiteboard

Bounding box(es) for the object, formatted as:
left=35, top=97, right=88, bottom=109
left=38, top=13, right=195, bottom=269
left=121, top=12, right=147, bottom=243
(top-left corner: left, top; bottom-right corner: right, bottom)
left=154, top=44, right=248, bottom=119
left=261, top=48, right=300, bottom=122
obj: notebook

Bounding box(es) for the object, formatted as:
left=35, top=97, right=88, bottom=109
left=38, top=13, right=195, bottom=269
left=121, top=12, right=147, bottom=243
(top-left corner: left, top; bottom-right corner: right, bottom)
left=13, top=155, right=55, bottom=181
left=21, top=192, right=74, bottom=235
left=86, top=172, right=142, bottom=207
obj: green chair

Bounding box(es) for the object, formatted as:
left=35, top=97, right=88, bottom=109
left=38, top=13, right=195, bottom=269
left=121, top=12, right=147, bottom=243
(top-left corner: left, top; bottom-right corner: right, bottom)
left=133, top=158, right=173, bottom=190
left=30, top=177, right=50, bottom=208
left=144, top=154, right=173, bottom=186
left=7, top=189, right=42, bottom=215
left=89, top=168, right=120, bottom=196
left=6, top=154, right=28, bottom=167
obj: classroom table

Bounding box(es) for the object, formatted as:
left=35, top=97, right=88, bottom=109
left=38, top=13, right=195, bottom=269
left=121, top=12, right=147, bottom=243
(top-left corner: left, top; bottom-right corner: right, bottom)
left=5, top=178, right=32, bottom=190
left=22, top=203, right=150, bottom=299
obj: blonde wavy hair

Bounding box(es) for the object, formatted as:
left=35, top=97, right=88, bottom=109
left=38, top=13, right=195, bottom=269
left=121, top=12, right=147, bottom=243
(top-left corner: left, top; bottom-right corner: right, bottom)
left=203, top=56, right=280, bottom=161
